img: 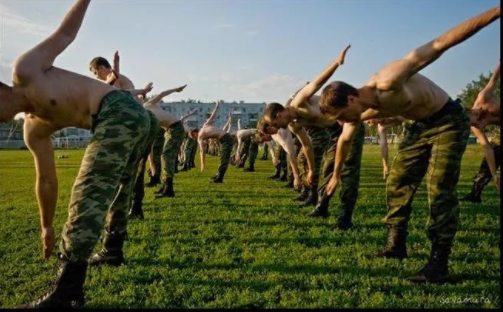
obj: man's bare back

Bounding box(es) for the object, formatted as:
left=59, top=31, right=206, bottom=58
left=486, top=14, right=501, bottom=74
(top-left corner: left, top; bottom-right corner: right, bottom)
left=363, top=72, right=450, bottom=121
left=199, top=125, right=227, bottom=141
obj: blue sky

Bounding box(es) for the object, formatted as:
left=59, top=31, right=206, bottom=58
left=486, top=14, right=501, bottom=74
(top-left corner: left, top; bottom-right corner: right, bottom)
left=0, top=0, right=500, bottom=104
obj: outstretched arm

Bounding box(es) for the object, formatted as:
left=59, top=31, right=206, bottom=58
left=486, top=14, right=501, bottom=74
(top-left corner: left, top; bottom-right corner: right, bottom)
left=144, top=84, right=187, bottom=106
left=326, top=122, right=360, bottom=195
left=127, top=82, right=153, bottom=98
left=198, top=137, right=206, bottom=172
left=180, top=110, right=197, bottom=123
left=237, top=118, right=242, bottom=131
left=377, top=124, right=389, bottom=180
left=479, top=61, right=501, bottom=101
left=289, top=125, right=314, bottom=188
left=203, top=102, right=220, bottom=127
left=290, top=44, right=350, bottom=107
left=222, top=114, right=232, bottom=132
left=381, top=6, right=500, bottom=90
left=471, top=126, right=500, bottom=193
left=113, top=50, right=120, bottom=74
left=14, top=0, right=92, bottom=81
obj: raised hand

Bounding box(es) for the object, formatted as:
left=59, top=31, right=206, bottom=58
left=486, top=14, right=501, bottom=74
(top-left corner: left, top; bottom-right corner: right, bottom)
left=335, top=44, right=351, bottom=66
left=175, top=84, right=187, bottom=92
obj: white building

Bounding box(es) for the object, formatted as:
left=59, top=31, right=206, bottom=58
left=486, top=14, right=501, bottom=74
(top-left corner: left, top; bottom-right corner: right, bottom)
left=160, top=100, right=266, bottom=132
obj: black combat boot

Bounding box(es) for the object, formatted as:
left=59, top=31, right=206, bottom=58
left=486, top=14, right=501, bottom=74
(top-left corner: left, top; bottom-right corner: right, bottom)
left=308, top=192, right=329, bottom=218
left=299, top=187, right=318, bottom=208
left=460, top=182, right=483, bottom=203
left=407, top=241, right=451, bottom=284
left=145, top=174, right=160, bottom=187
left=279, top=168, right=288, bottom=182
left=88, top=231, right=126, bottom=267
left=293, top=185, right=310, bottom=202
left=128, top=199, right=144, bottom=220
left=244, top=163, right=255, bottom=172
left=211, top=168, right=226, bottom=183
left=180, top=162, right=189, bottom=172
left=268, top=164, right=281, bottom=180
left=336, top=206, right=355, bottom=230
left=16, top=253, right=87, bottom=309
left=156, top=177, right=175, bottom=198
left=365, top=226, right=408, bottom=260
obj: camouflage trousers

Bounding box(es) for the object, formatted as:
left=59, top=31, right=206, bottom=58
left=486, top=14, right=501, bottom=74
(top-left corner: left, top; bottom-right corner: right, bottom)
left=275, top=144, right=288, bottom=171
left=161, top=121, right=185, bottom=178
left=184, top=137, right=197, bottom=166
left=217, top=133, right=234, bottom=176
left=149, top=126, right=165, bottom=177
left=318, top=122, right=365, bottom=212
left=60, top=91, right=158, bottom=262
left=298, top=127, right=332, bottom=188
left=385, top=100, right=470, bottom=246
left=248, top=140, right=259, bottom=167
left=262, top=142, right=269, bottom=159
left=471, top=128, right=501, bottom=190
left=239, top=137, right=252, bottom=166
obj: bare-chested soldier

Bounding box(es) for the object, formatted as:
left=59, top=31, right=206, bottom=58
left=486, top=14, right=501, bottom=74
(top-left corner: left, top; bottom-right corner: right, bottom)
left=0, top=0, right=160, bottom=308
left=190, top=101, right=234, bottom=183
left=463, top=60, right=501, bottom=201
left=89, top=50, right=135, bottom=91
left=260, top=46, right=351, bottom=191
left=316, top=6, right=500, bottom=284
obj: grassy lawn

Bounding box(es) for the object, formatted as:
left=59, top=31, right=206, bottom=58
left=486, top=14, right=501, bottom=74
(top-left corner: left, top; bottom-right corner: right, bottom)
left=0, top=145, right=500, bottom=308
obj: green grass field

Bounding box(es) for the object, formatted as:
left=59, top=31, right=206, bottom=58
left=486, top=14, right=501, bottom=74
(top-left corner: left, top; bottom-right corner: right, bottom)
left=0, top=145, right=500, bottom=309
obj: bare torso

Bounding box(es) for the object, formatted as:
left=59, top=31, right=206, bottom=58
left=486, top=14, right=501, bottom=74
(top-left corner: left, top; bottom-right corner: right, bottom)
left=14, top=66, right=115, bottom=132
left=199, top=125, right=227, bottom=141
left=365, top=63, right=450, bottom=121
left=144, top=104, right=178, bottom=129
left=290, top=95, right=336, bottom=128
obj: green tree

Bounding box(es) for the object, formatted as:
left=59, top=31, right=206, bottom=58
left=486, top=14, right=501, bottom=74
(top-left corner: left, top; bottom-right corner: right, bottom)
left=457, top=71, right=500, bottom=109
left=457, top=71, right=500, bottom=134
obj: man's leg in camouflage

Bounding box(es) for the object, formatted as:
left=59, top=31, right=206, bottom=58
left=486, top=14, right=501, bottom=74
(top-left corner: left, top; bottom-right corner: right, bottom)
left=190, top=139, right=197, bottom=169
left=58, top=94, right=154, bottom=270
left=261, top=142, right=269, bottom=160
left=146, top=127, right=165, bottom=187
left=244, top=140, right=259, bottom=172
left=157, top=122, right=186, bottom=198
left=212, top=134, right=233, bottom=183
left=461, top=136, right=501, bottom=203
left=336, top=122, right=365, bottom=229
left=407, top=111, right=469, bottom=284
left=238, top=137, right=251, bottom=168
left=299, top=128, right=330, bottom=207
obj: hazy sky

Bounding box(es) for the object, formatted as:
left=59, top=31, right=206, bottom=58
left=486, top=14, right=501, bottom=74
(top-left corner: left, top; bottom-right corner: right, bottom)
left=0, top=0, right=500, bottom=104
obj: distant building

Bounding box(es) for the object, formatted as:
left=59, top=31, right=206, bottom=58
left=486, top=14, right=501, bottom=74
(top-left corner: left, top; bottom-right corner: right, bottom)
left=159, top=100, right=265, bottom=132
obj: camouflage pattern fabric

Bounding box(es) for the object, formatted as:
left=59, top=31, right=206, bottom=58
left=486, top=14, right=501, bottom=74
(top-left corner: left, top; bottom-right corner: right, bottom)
left=161, top=121, right=186, bottom=178
left=384, top=101, right=470, bottom=246
left=217, top=133, right=234, bottom=176
left=471, top=127, right=501, bottom=191
left=60, top=91, right=157, bottom=262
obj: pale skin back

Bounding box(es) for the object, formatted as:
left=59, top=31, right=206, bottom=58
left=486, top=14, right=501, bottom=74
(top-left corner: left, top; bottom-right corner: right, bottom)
left=324, top=6, right=500, bottom=196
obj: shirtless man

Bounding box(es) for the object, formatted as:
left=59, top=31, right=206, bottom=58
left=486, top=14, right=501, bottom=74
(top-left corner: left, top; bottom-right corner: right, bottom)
left=89, top=51, right=135, bottom=91
left=0, top=0, right=160, bottom=308
left=235, top=123, right=259, bottom=172
left=126, top=85, right=192, bottom=220
left=190, top=101, right=234, bottom=183
left=462, top=60, right=501, bottom=201
left=257, top=118, right=300, bottom=178
left=316, top=6, right=500, bottom=283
